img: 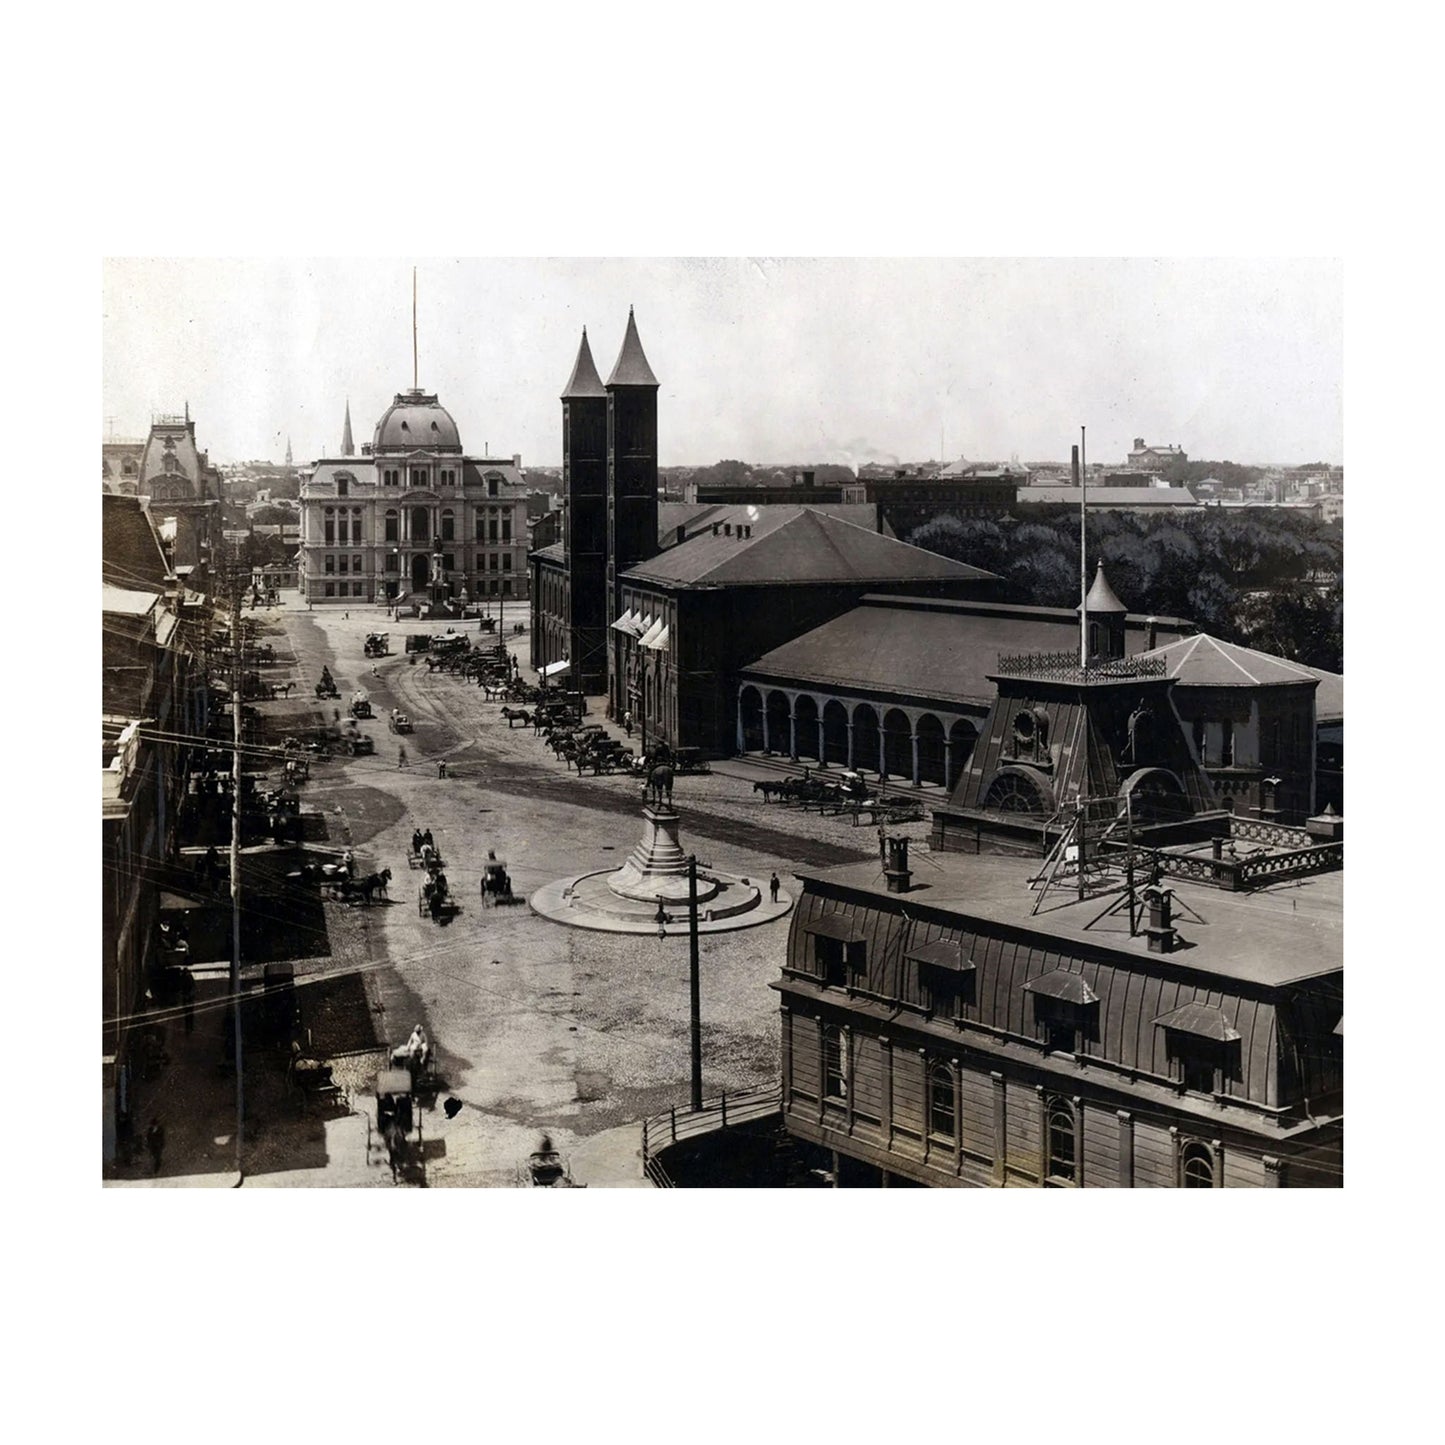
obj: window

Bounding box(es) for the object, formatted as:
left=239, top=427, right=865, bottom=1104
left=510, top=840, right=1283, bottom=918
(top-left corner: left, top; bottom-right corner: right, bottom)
left=488, top=476, right=500, bottom=498
left=337, top=515, right=349, bottom=545
left=353, top=555, right=363, bottom=573
left=1193, top=719, right=1208, bottom=764
left=502, top=578, right=513, bottom=597
left=1035, top=998, right=1080, bottom=1054
left=475, top=517, right=485, bottom=542
left=822, top=1026, right=848, bottom=1100
left=411, top=468, right=428, bottom=488
left=442, top=554, right=454, bottom=572
left=502, top=517, right=512, bottom=542
left=383, top=468, right=399, bottom=487
left=337, top=477, right=348, bottom=497
left=338, top=556, right=348, bottom=575
left=1220, top=718, right=1234, bottom=767
left=385, top=511, right=399, bottom=543
left=489, top=554, right=499, bottom=571
left=441, top=510, right=455, bottom=542
left=324, top=555, right=335, bottom=574
left=1181, top=1141, right=1215, bottom=1188
left=354, top=581, right=365, bottom=597
left=503, top=555, right=513, bottom=572
left=324, top=508, right=335, bottom=545
left=1045, top=1097, right=1076, bottom=1185
left=928, top=1062, right=956, bottom=1142
left=411, top=508, right=429, bottom=543
left=323, top=582, right=335, bottom=597
left=384, top=552, right=398, bottom=573
left=489, top=517, right=499, bottom=542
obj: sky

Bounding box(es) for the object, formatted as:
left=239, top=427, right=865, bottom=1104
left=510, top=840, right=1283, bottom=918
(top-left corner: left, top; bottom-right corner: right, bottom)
left=102, top=257, right=1341, bottom=471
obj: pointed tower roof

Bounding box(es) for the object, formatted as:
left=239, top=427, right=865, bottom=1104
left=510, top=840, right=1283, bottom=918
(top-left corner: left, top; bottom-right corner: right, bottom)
left=1080, top=560, right=1128, bottom=615
left=606, top=307, right=659, bottom=388
left=285, top=435, right=293, bottom=465
left=561, top=328, right=607, bottom=400
left=341, top=400, right=354, bottom=455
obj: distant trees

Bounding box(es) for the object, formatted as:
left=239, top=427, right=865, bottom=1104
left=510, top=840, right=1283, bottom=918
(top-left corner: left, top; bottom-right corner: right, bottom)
left=905, top=506, right=1343, bottom=672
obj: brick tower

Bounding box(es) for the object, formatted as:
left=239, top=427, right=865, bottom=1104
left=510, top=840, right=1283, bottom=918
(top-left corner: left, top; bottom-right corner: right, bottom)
left=605, top=306, right=660, bottom=625
left=561, top=328, right=610, bottom=693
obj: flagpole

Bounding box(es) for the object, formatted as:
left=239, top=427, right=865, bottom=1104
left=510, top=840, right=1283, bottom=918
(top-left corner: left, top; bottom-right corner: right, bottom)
left=1079, top=425, right=1088, bottom=671
left=412, top=267, right=418, bottom=389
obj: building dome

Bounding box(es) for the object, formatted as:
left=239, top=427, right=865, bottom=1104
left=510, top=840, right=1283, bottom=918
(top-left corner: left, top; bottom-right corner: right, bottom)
left=372, top=389, right=463, bottom=453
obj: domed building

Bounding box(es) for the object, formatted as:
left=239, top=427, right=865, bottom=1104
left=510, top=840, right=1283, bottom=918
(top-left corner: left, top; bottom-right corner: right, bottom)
left=299, top=388, right=529, bottom=607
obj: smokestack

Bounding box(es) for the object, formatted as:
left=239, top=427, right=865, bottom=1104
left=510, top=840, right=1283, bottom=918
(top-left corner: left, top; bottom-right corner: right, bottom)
left=1071, top=444, right=1080, bottom=488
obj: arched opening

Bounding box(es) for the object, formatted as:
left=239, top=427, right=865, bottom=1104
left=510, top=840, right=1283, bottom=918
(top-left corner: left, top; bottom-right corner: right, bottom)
left=1181, top=1141, right=1214, bottom=1188
left=765, top=691, right=792, bottom=755
left=882, top=708, right=912, bottom=780
left=915, top=714, right=947, bottom=787
left=927, top=1061, right=956, bottom=1143
left=947, top=719, right=977, bottom=789
left=410, top=553, right=430, bottom=593
left=852, top=704, right=881, bottom=773
left=738, top=686, right=764, bottom=752
left=1045, top=1097, right=1076, bottom=1185
left=794, top=695, right=820, bottom=762
left=410, top=507, right=430, bottom=544
left=982, top=765, right=1053, bottom=817
left=822, top=700, right=850, bottom=766
left=1118, top=767, right=1190, bottom=825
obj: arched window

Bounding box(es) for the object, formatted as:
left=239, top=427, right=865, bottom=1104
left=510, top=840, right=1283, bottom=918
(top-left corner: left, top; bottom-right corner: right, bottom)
left=384, top=510, right=399, bottom=543
left=927, top=1061, right=956, bottom=1142
left=1045, top=1097, right=1076, bottom=1185
left=411, top=467, right=428, bottom=488
left=411, top=507, right=429, bottom=543
left=1181, top=1141, right=1215, bottom=1188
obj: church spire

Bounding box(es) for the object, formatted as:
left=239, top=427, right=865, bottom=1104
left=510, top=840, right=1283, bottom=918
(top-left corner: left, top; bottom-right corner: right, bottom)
left=561, top=327, right=606, bottom=399
left=341, top=399, right=354, bottom=455
left=606, top=306, right=659, bottom=388
left=285, top=435, right=293, bottom=466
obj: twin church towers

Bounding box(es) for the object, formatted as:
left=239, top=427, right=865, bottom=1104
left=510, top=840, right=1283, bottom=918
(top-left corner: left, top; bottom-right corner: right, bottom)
left=556, top=307, right=660, bottom=693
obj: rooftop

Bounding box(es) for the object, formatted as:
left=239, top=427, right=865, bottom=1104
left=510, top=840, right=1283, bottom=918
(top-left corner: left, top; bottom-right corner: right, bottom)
left=1019, top=486, right=1199, bottom=507
left=624, top=506, right=998, bottom=589
left=1140, top=633, right=1343, bottom=720
left=803, top=850, right=1342, bottom=989
left=741, top=594, right=1193, bottom=707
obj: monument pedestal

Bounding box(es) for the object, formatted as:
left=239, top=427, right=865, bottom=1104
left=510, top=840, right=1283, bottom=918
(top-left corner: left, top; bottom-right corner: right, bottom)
left=607, top=805, right=721, bottom=904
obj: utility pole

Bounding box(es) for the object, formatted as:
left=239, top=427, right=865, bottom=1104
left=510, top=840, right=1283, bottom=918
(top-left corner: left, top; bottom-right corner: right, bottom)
left=229, top=569, right=245, bottom=1177
left=688, top=855, right=702, bottom=1111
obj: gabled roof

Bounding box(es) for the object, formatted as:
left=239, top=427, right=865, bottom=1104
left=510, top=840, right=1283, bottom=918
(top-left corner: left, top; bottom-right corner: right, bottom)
left=656, top=501, right=883, bottom=549
left=562, top=328, right=607, bottom=399
left=606, top=307, right=659, bottom=388
left=624, top=507, right=997, bottom=589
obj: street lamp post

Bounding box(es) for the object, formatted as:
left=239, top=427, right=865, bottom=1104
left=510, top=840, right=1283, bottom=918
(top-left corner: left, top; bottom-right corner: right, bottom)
left=655, top=855, right=704, bottom=1113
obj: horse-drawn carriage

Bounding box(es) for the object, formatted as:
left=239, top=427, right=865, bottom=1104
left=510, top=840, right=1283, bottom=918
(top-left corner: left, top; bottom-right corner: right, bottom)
left=315, top=678, right=340, bottom=700
left=419, top=870, right=459, bottom=921
left=363, top=632, right=390, bottom=658
left=349, top=690, right=373, bottom=719
left=480, top=854, right=519, bottom=906
left=519, top=1134, right=583, bottom=1187
left=253, top=642, right=277, bottom=665
left=374, top=1068, right=422, bottom=1183
left=389, top=1024, right=437, bottom=1091
left=388, top=708, right=413, bottom=734
left=336, top=724, right=374, bottom=756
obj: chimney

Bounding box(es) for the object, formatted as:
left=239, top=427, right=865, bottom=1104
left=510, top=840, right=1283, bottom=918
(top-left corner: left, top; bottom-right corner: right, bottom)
left=1071, top=444, right=1080, bottom=488
left=676, top=525, right=686, bottom=545
left=1146, top=616, right=1158, bottom=650
left=711, top=523, right=720, bottom=536
left=883, top=834, right=912, bottom=893
left=1143, top=884, right=1178, bottom=953
left=724, top=523, right=732, bottom=536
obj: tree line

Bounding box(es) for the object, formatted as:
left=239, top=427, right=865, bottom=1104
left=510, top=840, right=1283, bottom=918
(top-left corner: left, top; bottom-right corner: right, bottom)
left=907, top=506, right=1343, bottom=673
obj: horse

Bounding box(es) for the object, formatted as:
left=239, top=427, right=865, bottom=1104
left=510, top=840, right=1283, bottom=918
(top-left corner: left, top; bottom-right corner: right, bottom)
left=357, top=867, right=392, bottom=905
left=384, top=1119, right=407, bottom=1183
left=753, top=779, right=784, bottom=802
left=644, top=762, right=674, bottom=808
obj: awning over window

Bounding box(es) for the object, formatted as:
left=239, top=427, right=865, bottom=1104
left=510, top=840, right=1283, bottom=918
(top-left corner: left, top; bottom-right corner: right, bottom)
left=804, top=913, right=866, bottom=944
left=1153, top=1002, right=1242, bottom=1042
left=1334, top=1015, right=1343, bottom=1037
left=540, top=660, right=571, bottom=678
left=1024, top=969, right=1098, bottom=1005
left=639, top=617, right=666, bottom=648
left=643, top=624, right=670, bottom=652
left=906, top=939, right=975, bottom=973
left=610, top=609, right=642, bottom=636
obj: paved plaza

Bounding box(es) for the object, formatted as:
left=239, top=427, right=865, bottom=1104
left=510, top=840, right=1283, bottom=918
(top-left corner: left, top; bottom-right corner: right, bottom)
left=110, top=595, right=932, bottom=1187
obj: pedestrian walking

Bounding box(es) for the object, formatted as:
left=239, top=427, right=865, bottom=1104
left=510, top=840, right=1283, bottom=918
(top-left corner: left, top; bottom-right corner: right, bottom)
left=372, top=665, right=379, bottom=678
left=343, top=850, right=356, bottom=879
left=437, top=760, right=448, bottom=779
left=422, top=829, right=434, bottom=851
left=145, top=1118, right=166, bottom=1175
left=344, top=611, right=349, bottom=620
left=770, top=872, right=781, bottom=904
left=398, top=745, right=409, bottom=769
left=180, top=969, right=196, bottom=1034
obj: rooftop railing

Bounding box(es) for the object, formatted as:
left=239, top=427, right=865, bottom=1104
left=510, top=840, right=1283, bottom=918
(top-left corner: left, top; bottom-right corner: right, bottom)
left=995, top=651, right=1168, bottom=682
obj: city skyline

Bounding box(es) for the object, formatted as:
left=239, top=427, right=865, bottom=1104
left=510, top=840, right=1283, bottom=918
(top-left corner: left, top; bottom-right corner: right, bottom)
left=102, top=257, right=1343, bottom=469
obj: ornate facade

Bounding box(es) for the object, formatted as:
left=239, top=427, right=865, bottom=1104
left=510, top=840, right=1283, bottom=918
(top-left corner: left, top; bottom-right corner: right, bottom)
left=299, top=389, right=529, bottom=606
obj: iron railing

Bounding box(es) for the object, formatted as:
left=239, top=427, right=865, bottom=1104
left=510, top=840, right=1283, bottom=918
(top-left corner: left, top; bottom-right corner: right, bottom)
left=995, top=651, right=1167, bottom=682
left=1120, top=839, right=1343, bottom=892
left=639, top=1085, right=783, bottom=1174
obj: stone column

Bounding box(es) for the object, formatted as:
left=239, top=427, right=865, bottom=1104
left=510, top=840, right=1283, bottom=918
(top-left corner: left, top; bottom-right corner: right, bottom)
left=911, top=728, right=921, bottom=787
left=944, top=739, right=953, bottom=790
left=817, top=715, right=827, bottom=767
left=761, top=704, right=771, bottom=755
left=736, top=692, right=746, bottom=753
left=789, top=698, right=798, bottom=760
left=846, top=721, right=855, bottom=770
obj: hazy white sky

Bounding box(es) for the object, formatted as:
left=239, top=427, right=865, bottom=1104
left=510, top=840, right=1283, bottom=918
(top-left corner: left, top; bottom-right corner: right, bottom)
left=102, top=257, right=1342, bottom=469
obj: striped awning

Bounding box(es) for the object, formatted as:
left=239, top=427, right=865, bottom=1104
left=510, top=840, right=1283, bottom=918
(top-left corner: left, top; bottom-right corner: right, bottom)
left=610, top=609, right=643, bottom=636
left=1024, top=969, right=1099, bottom=1006
left=906, top=939, right=974, bottom=973
left=643, top=624, right=670, bottom=652
left=639, top=617, right=666, bottom=648
left=1153, top=1002, right=1242, bottom=1043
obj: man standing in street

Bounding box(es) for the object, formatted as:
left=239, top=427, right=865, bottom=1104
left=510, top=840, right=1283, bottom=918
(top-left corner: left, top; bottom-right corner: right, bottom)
left=398, top=745, right=408, bottom=770
left=146, top=1118, right=166, bottom=1175
left=770, top=873, right=781, bottom=904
